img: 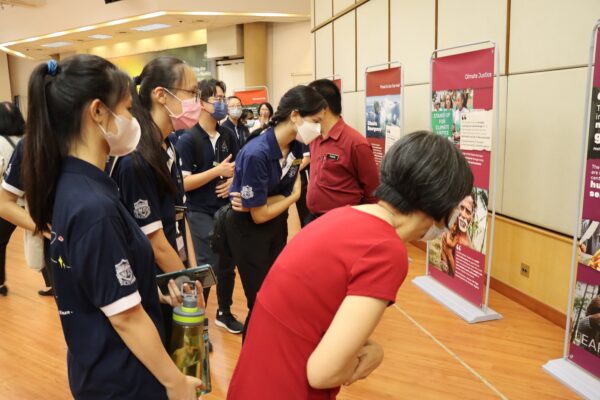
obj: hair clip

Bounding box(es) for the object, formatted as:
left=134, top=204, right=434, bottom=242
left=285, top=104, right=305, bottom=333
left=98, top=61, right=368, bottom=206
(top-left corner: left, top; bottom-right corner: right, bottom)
left=47, top=59, right=59, bottom=76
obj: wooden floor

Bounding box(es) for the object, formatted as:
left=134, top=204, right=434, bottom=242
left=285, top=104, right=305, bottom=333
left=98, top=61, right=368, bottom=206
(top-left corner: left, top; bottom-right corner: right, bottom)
left=0, top=225, right=582, bottom=399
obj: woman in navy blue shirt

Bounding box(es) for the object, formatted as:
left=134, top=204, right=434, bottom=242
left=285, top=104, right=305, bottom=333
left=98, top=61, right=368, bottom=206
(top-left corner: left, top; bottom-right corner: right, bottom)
left=110, top=56, right=200, bottom=343
left=22, top=55, right=201, bottom=399
left=227, top=85, right=327, bottom=338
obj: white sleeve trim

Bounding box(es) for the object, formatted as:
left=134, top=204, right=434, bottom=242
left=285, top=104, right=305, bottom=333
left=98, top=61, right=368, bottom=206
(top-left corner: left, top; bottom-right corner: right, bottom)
left=140, top=220, right=163, bottom=235
left=182, top=170, right=192, bottom=177
left=1, top=180, right=24, bottom=197
left=303, top=152, right=310, bottom=157
left=101, top=291, right=141, bottom=317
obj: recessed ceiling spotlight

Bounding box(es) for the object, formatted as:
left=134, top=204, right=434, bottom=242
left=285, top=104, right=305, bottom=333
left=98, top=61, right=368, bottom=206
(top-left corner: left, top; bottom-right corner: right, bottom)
left=131, top=23, right=171, bottom=32
left=89, top=34, right=112, bottom=40
left=40, top=41, right=73, bottom=48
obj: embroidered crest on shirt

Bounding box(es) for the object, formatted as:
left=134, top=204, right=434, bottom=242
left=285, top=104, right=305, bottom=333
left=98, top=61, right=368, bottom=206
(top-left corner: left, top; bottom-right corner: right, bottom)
left=241, top=185, right=254, bottom=200
left=115, top=259, right=136, bottom=286
left=133, top=199, right=151, bottom=219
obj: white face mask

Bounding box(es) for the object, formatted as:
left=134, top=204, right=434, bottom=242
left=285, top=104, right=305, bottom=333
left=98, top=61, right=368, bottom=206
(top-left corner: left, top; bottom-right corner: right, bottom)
left=420, top=209, right=459, bottom=242
left=97, top=110, right=141, bottom=157
left=295, top=119, right=321, bottom=144
left=229, top=107, right=242, bottom=119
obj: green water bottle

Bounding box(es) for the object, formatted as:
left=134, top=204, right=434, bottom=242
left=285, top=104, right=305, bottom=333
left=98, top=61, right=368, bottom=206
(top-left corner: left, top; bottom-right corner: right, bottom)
left=169, top=283, right=211, bottom=395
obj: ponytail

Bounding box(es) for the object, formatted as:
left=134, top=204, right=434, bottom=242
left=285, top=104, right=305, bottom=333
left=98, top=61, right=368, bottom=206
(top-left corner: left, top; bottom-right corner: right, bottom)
left=23, top=55, right=130, bottom=233
left=129, top=56, right=191, bottom=196
left=23, top=61, right=64, bottom=233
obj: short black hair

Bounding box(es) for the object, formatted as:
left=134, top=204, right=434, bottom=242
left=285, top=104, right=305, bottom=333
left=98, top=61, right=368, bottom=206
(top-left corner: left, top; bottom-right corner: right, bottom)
left=308, top=78, right=342, bottom=115
left=0, top=102, right=25, bottom=137
left=227, top=95, right=242, bottom=104
left=199, top=78, right=226, bottom=101
left=375, top=131, right=473, bottom=223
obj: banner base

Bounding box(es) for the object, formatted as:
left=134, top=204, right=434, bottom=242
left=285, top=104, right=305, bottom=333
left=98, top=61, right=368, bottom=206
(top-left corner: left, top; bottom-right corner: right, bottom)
left=543, top=358, right=600, bottom=400
left=412, top=275, right=502, bottom=324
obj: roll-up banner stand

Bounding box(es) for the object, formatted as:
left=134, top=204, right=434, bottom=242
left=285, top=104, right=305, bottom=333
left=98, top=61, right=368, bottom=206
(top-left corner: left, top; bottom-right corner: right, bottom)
left=412, top=41, right=502, bottom=324
left=364, top=62, right=403, bottom=167
left=543, top=20, right=600, bottom=400
left=232, top=86, right=269, bottom=118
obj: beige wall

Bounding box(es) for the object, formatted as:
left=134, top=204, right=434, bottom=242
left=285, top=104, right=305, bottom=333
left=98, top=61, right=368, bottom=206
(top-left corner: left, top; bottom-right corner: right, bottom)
left=7, top=56, right=41, bottom=119
left=267, top=21, right=314, bottom=108
left=311, top=0, right=600, bottom=313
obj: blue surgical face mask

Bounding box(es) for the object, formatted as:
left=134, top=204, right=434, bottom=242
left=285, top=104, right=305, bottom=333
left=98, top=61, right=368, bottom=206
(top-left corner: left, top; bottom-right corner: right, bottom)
left=210, top=101, right=228, bottom=120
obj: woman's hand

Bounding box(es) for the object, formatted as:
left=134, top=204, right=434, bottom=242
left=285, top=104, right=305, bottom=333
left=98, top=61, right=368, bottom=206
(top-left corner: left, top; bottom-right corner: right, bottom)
left=166, top=374, right=203, bottom=400
left=158, top=280, right=205, bottom=309
left=343, top=340, right=384, bottom=386
left=291, top=175, right=302, bottom=202
left=230, top=192, right=249, bottom=212
left=216, top=177, right=233, bottom=199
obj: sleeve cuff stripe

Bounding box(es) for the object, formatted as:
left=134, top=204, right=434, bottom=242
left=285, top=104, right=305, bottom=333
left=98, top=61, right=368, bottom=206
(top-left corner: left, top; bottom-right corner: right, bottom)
left=140, top=221, right=163, bottom=235
left=101, top=291, right=142, bottom=317
left=1, top=181, right=24, bottom=197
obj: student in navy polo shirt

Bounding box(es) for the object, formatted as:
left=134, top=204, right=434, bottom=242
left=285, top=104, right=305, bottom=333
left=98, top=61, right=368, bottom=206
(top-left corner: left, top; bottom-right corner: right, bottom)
left=22, top=55, right=202, bottom=399
left=305, top=79, right=380, bottom=224
left=176, top=79, right=244, bottom=335
left=222, top=96, right=250, bottom=149
left=110, top=56, right=200, bottom=344
left=227, top=85, right=327, bottom=339
left=0, top=138, right=54, bottom=296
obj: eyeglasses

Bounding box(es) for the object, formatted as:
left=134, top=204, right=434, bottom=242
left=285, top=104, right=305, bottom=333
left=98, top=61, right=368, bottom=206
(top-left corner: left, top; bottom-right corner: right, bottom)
left=167, top=87, right=200, bottom=102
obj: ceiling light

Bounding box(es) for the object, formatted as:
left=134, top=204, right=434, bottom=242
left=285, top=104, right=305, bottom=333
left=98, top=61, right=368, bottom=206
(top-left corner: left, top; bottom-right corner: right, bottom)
left=89, top=34, right=112, bottom=39
left=41, top=41, right=73, bottom=48
left=131, top=23, right=171, bottom=32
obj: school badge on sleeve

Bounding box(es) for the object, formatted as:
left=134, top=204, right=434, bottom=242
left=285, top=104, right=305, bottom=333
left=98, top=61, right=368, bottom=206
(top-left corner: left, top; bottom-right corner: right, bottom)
left=115, top=259, right=136, bottom=286
left=241, top=185, right=254, bottom=199
left=133, top=199, right=151, bottom=219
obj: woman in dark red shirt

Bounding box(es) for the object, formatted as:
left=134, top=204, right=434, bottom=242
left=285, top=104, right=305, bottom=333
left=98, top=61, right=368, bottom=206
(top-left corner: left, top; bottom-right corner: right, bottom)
left=227, top=131, right=474, bottom=399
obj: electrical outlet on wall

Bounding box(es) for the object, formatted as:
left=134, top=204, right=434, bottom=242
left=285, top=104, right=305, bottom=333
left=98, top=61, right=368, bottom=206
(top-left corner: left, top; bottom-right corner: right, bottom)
left=520, top=263, right=530, bottom=278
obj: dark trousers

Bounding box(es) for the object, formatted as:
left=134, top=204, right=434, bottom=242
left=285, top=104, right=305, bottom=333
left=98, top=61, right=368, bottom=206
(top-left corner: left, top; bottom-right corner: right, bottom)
left=187, top=210, right=236, bottom=313
left=0, top=217, right=17, bottom=285
left=226, top=210, right=288, bottom=340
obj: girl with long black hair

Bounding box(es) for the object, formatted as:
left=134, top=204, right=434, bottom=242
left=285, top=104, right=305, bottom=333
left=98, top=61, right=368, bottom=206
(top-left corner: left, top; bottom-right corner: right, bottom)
left=22, top=54, right=201, bottom=399
left=226, top=85, right=327, bottom=338
left=109, top=56, right=200, bottom=343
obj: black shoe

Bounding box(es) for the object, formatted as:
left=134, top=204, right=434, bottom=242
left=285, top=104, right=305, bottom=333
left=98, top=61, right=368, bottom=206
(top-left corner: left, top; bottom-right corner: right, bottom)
left=0, top=285, right=7, bottom=296
left=38, top=287, right=54, bottom=296
left=215, top=310, right=244, bottom=334
left=208, top=340, right=213, bottom=353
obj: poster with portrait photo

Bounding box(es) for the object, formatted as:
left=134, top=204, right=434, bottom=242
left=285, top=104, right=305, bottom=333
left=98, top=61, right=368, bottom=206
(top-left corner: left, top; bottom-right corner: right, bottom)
left=365, top=95, right=401, bottom=165
left=431, top=88, right=474, bottom=146
left=427, top=188, right=489, bottom=306
left=569, top=266, right=600, bottom=378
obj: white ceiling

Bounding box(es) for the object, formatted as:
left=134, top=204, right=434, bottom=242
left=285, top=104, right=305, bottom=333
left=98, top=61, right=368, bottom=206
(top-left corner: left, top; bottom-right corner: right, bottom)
left=0, top=0, right=310, bottom=59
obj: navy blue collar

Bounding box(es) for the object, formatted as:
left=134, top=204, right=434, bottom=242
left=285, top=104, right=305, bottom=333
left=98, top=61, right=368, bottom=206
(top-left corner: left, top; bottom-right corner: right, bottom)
left=264, top=127, right=283, bottom=161
left=62, top=156, right=119, bottom=194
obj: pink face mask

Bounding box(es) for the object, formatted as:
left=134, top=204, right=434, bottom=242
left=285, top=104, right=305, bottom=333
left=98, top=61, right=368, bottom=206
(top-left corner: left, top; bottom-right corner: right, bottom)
left=164, top=89, right=202, bottom=131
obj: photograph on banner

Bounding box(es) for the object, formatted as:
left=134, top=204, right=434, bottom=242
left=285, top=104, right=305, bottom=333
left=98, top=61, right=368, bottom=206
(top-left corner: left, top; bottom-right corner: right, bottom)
left=579, top=219, right=600, bottom=271
left=365, top=95, right=401, bottom=164
left=569, top=265, right=600, bottom=379
left=428, top=187, right=489, bottom=277
left=431, top=89, right=474, bottom=146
